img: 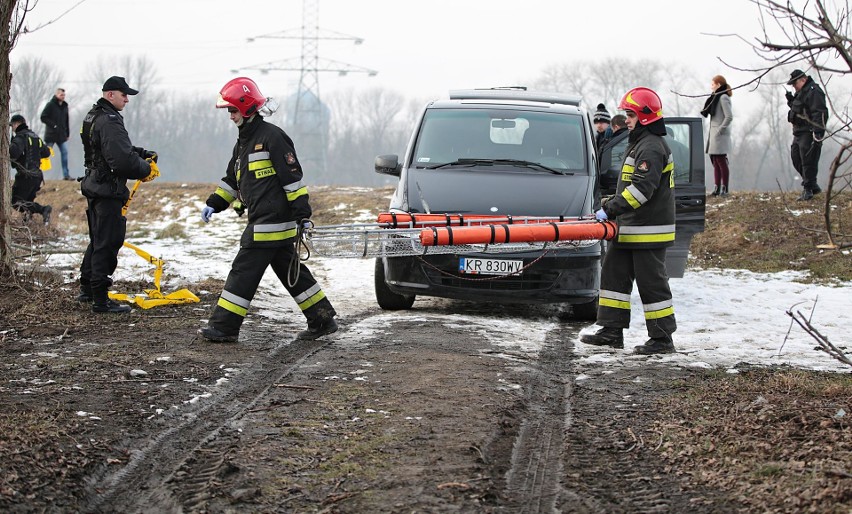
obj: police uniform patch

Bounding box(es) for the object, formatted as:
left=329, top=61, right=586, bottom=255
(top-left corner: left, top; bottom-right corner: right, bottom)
left=638, top=161, right=649, bottom=171
left=286, top=152, right=296, bottom=165
left=254, top=144, right=263, bottom=151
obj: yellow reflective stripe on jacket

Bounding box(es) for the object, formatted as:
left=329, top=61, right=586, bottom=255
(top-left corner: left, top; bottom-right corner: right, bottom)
left=621, top=184, right=647, bottom=209
left=215, top=180, right=237, bottom=203
left=253, top=221, right=298, bottom=242
left=617, top=224, right=676, bottom=244
left=286, top=185, right=308, bottom=202
left=218, top=290, right=250, bottom=317
left=599, top=289, right=631, bottom=310
left=644, top=299, right=674, bottom=320
left=294, top=283, right=326, bottom=311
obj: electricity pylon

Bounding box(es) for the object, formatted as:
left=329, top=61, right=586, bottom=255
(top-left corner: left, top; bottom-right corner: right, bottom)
left=235, top=0, right=377, bottom=176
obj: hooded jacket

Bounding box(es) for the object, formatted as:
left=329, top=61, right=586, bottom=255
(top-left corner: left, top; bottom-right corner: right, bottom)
left=205, top=115, right=312, bottom=249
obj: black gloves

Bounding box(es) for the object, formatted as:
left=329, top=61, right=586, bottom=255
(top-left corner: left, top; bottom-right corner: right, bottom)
left=785, top=91, right=794, bottom=104
left=142, top=150, right=158, bottom=163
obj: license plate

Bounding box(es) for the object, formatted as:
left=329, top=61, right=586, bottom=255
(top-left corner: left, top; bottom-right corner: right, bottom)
left=459, top=257, right=523, bottom=275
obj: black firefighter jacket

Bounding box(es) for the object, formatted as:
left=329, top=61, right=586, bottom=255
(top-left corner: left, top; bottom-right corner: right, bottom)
left=40, top=95, right=70, bottom=144
left=206, top=115, right=312, bottom=249
left=10, top=123, right=50, bottom=179
left=787, top=78, right=829, bottom=137
left=601, top=124, right=675, bottom=249
left=80, top=98, right=152, bottom=201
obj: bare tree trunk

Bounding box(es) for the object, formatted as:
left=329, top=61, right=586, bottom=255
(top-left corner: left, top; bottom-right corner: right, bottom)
left=0, top=1, right=18, bottom=272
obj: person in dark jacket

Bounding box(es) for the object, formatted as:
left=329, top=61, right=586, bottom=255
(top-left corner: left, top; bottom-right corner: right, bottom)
left=9, top=114, right=52, bottom=223
left=785, top=69, right=829, bottom=201
left=197, top=77, right=337, bottom=343
left=580, top=87, right=677, bottom=355
left=78, top=76, right=158, bottom=314
left=40, top=88, right=72, bottom=180
left=593, top=103, right=613, bottom=155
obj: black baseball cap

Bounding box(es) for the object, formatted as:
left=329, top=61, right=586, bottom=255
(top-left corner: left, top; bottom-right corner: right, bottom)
left=786, top=69, right=807, bottom=85
left=102, top=76, right=139, bottom=95
left=9, top=114, right=25, bottom=126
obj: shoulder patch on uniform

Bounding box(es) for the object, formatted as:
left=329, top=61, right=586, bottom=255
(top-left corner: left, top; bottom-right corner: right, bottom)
left=285, top=152, right=296, bottom=165
left=254, top=143, right=263, bottom=151
left=638, top=161, right=649, bottom=171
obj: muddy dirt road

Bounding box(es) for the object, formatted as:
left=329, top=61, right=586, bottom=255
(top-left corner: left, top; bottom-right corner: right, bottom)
left=28, top=299, right=728, bottom=514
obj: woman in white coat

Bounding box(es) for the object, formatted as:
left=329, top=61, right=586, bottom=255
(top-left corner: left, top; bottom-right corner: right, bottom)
left=701, top=75, right=734, bottom=196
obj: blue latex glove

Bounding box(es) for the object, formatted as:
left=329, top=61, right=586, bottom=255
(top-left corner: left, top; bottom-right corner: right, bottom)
left=201, top=206, right=215, bottom=223
left=595, top=208, right=608, bottom=221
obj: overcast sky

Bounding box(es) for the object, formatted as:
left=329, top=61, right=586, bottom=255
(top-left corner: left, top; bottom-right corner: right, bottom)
left=15, top=0, right=776, bottom=107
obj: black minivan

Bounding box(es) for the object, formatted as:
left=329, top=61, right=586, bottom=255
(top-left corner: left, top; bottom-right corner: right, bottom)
left=374, top=88, right=705, bottom=318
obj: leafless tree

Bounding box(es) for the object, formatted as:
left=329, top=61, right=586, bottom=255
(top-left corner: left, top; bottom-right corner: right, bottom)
left=724, top=0, right=852, bottom=249
left=1, top=0, right=31, bottom=272
left=86, top=54, right=166, bottom=146
left=2, top=0, right=88, bottom=273
left=10, top=55, right=63, bottom=131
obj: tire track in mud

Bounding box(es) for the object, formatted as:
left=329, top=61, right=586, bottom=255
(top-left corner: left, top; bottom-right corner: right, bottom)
left=502, top=328, right=719, bottom=513
left=503, top=325, right=574, bottom=513
left=83, top=323, right=350, bottom=513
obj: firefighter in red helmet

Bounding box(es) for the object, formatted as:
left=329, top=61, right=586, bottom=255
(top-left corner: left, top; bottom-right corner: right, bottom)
left=580, top=87, right=677, bottom=355
left=197, top=77, right=337, bottom=343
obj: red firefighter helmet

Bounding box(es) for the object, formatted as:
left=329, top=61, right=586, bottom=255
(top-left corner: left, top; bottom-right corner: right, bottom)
left=216, top=77, right=266, bottom=117
left=618, top=87, right=663, bottom=125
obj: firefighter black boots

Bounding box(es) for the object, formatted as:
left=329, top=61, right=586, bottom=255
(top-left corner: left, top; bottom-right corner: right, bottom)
left=197, top=326, right=238, bottom=343
left=91, top=286, right=131, bottom=314
left=77, top=280, right=93, bottom=303
left=297, top=317, right=339, bottom=340
left=633, top=337, right=676, bottom=355
left=579, top=326, right=624, bottom=348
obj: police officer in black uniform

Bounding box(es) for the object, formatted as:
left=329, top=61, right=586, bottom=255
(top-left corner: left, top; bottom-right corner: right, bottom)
left=79, top=76, right=158, bottom=313
left=9, top=114, right=52, bottom=223
left=197, top=77, right=337, bottom=343
left=581, top=87, right=677, bottom=355
left=785, top=69, right=829, bottom=201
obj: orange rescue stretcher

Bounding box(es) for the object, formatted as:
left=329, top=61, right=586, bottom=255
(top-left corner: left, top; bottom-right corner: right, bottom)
left=418, top=219, right=618, bottom=246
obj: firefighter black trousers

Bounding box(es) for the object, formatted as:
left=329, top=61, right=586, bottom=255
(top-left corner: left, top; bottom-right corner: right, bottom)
left=209, top=243, right=336, bottom=335
left=597, top=245, right=676, bottom=340
left=80, top=198, right=126, bottom=292
left=791, top=132, right=822, bottom=191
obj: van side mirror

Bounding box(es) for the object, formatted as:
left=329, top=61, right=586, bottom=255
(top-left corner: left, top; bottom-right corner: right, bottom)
left=375, top=154, right=401, bottom=177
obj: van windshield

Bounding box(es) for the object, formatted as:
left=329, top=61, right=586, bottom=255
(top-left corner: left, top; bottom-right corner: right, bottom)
left=412, top=109, right=588, bottom=173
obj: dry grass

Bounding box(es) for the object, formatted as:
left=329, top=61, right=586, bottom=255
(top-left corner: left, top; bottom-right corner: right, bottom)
left=691, top=192, right=852, bottom=281
left=655, top=369, right=852, bottom=513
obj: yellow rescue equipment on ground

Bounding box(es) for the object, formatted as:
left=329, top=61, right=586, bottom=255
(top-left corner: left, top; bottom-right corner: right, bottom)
left=109, top=160, right=200, bottom=309
left=108, top=241, right=200, bottom=309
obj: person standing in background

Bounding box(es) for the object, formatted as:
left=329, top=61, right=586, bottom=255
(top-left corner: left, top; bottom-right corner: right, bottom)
left=40, top=87, right=72, bottom=180
left=593, top=103, right=612, bottom=155
left=701, top=75, right=733, bottom=197
left=785, top=69, right=828, bottom=201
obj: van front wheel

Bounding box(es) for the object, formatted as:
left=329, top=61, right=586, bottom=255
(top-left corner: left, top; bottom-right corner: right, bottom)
left=374, top=259, right=415, bottom=310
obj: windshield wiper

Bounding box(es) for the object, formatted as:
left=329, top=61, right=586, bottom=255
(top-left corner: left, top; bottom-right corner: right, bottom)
left=425, top=158, right=572, bottom=175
